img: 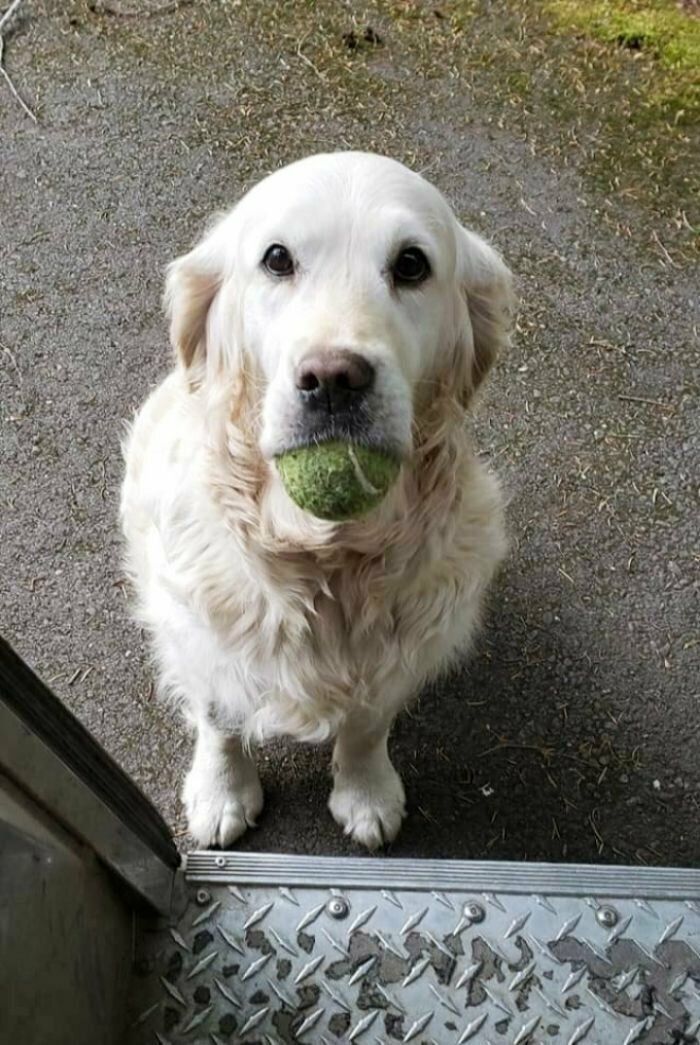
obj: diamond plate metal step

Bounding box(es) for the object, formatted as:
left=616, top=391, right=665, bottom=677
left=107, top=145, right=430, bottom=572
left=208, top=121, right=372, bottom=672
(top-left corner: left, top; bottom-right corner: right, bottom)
left=127, top=854, right=700, bottom=1045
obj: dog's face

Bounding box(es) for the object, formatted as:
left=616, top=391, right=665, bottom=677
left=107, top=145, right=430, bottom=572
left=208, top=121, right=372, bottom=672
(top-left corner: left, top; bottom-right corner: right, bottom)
left=166, top=152, right=512, bottom=471
left=239, top=159, right=457, bottom=461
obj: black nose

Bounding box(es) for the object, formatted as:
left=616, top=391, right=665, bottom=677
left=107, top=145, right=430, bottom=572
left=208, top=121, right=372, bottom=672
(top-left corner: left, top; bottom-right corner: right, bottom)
left=295, top=351, right=375, bottom=414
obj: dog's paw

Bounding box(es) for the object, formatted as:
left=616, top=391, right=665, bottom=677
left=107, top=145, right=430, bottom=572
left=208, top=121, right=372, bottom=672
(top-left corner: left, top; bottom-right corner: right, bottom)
left=329, top=761, right=406, bottom=850
left=183, top=759, right=263, bottom=849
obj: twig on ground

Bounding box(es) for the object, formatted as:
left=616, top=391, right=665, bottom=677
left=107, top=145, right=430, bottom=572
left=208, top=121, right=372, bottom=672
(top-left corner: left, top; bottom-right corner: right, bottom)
left=0, top=0, right=22, bottom=33
left=0, top=0, right=37, bottom=123
left=88, top=0, right=192, bottom=16
left=0, top=339, right=22, bottom=383
left=477, top=739, right=556, bottom=761
left=651, top=229, right=680, bottom=269
left=519, top=196, right=537, bottom=217
left=618, top=393, right=671, bottom=408
left=296, top=31, right=326, bottom=81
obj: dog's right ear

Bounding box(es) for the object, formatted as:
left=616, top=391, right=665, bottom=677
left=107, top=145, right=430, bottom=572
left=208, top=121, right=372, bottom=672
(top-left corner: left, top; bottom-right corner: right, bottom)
left=163, top=214, right=229, bottom=376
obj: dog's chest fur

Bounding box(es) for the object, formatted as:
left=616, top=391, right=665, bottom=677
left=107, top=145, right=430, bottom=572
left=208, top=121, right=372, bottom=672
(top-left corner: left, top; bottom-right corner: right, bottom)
left=123, top=377, right=505, bottom=743
left=148, top=488, right=499, bottom=742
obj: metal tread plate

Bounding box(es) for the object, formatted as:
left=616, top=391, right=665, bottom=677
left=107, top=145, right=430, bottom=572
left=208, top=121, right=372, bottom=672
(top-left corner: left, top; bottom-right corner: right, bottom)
left=127, top=853, right=700, bottom=1045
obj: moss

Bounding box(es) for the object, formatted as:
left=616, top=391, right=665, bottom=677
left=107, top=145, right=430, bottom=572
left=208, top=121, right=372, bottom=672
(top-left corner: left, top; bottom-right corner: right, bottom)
left=544, top=0, right=700, bottom=112
left=453, top=0, right=699, bottom=254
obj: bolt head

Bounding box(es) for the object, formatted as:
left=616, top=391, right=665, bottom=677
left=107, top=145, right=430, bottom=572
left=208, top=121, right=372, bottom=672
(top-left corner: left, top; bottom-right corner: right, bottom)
left=597, top=905, right=619, bottom=928
left=464, top=901, right=486, bottom=923
left=195, top=888, right=211, bottom=906
left=327, top=896, right=350, bottom=919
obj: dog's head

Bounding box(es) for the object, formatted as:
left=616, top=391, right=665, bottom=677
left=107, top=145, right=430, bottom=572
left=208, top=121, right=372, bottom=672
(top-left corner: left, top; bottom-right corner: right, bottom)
left=165, top=152, right=513, bottom=522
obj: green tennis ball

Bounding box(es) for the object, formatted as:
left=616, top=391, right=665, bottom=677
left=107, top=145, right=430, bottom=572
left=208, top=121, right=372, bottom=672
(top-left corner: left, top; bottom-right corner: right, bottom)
left=276, top=441, right=400, bottom=521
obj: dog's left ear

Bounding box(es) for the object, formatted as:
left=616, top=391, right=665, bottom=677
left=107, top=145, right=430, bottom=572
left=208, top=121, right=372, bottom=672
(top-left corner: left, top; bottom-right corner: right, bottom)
left=453, top=225, right=515, bottom=406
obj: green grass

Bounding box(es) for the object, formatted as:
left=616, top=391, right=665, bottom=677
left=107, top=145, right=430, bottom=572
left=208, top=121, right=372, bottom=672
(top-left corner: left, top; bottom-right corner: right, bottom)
left=544, top=0, right=700, bottom=114
left=449, top=0, right=699, bottom=254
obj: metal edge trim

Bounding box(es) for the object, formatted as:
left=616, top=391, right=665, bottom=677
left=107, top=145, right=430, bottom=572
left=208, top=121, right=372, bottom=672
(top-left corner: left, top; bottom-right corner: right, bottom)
left=0, top=636, right=178, bottom=868
left=184, top=851, right=700, bottom=898
left=0, top=700, right=177, bottom=914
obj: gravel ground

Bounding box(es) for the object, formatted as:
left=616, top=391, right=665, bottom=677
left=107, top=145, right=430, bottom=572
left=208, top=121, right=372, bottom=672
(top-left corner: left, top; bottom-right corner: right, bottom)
left=1, top=0, right=698, bottom=865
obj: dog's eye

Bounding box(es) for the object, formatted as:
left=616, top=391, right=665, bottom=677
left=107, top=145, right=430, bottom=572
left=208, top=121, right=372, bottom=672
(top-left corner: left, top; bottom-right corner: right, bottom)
left=263, top=244, right=295, bottom=277
left=392, top=247, right=430, bottom=286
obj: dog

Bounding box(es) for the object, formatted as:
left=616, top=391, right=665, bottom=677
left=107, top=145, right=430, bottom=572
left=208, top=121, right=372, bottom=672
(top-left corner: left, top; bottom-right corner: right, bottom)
left=120, top=152, right=512, bottom=850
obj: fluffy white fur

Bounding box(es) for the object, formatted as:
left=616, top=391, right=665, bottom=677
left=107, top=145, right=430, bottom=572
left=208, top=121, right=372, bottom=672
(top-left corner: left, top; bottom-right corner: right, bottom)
left=121, top=152, right=512, bottom=850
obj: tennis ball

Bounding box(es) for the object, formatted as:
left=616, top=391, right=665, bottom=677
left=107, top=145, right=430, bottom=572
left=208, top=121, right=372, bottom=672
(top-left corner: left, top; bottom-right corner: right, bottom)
left=276, top=441, right=400, bottom=521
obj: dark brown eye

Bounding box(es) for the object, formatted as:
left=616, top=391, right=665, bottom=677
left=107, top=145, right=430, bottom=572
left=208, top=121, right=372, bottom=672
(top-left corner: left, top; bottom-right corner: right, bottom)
left=263, top=244, right=295, bottom=277
left=392, top=247, right=430, bottom=286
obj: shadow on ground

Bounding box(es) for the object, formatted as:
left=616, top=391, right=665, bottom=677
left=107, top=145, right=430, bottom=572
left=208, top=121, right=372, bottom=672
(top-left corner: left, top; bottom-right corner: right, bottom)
left=238, top=564, right=696, bottom=864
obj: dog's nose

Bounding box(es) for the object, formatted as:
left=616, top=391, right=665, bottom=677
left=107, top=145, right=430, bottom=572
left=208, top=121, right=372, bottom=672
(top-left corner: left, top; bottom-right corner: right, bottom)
left=295, top=351, right=375, bottom=413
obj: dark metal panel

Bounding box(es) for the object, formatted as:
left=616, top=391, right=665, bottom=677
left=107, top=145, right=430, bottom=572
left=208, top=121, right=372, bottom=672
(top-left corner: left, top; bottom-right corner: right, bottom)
left=0, top=776, right=133, bottom=1045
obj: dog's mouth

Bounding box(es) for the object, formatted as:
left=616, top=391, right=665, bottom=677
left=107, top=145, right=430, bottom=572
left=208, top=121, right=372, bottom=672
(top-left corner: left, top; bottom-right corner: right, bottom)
left=278, top=413, right=409, bottom=464
left=284, top=406, right=377, bottom=452
left=260, top=368, right=413, bottom=464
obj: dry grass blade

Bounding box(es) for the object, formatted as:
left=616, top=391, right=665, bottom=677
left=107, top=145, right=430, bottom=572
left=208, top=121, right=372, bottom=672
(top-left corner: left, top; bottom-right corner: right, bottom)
left=0, top=339, right=22, bottom=384
left=0, top=0, right=22, bottom=33
left=88, top=0, right=192, bottom=15
left=0, top=0, right=37, bottom=122
left=617, top=394, right=672, bottom=408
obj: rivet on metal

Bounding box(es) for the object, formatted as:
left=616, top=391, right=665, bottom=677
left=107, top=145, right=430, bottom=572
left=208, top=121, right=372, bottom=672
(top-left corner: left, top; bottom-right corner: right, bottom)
left=596, top=906, right=619, bottom=928
left=327, top=896, right=350, bottom=920
left=464, top=901, right=486, bottom=924
left=195, top=888, right=211, bottom=906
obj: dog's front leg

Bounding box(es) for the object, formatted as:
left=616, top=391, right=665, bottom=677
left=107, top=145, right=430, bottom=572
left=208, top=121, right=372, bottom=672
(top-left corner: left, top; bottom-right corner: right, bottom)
left=329, top=707, right=406, bottom=850
left=182, top=717, right=263, bottom=848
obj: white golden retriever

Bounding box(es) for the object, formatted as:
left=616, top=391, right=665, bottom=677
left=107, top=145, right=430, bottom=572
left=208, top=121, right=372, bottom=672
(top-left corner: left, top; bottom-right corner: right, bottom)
left=121, top=152, right=512, bottom=850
